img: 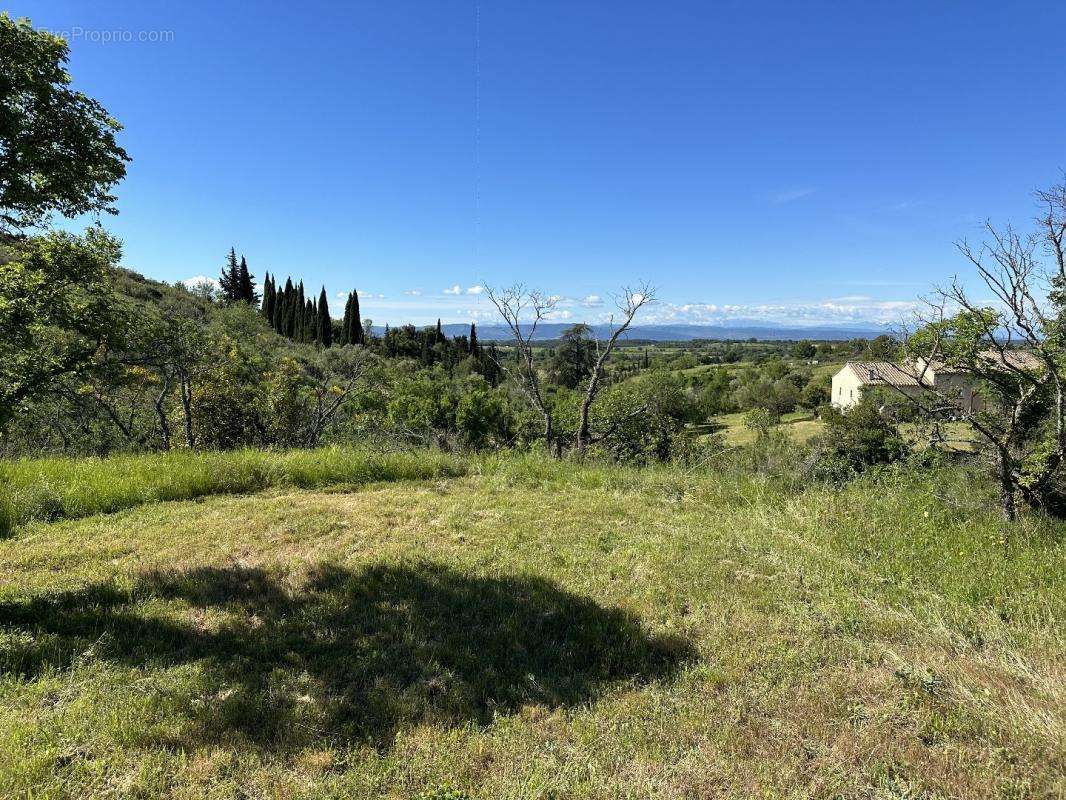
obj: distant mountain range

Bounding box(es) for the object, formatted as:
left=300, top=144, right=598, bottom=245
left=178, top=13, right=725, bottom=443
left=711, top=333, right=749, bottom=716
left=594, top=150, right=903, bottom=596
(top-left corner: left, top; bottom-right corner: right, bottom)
left=417, top=321, right=891, bottom=342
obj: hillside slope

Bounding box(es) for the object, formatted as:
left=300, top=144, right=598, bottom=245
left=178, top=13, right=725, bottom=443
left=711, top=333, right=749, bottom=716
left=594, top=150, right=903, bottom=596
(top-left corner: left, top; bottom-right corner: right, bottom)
left=0, top=457, right=1062, bottom=798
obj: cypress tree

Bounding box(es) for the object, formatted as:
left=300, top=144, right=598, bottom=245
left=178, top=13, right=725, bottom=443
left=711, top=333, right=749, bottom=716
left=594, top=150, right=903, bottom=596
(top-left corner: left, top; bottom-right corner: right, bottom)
left=284, top=278, right=297, bottom=337
left=340, top=293, right=352, bottom=345
left=219, top=247, right=240, bottom=303
left=279, top=277, right=293, bottom=335
left=435, top=318, right=443, bottom=344
left=317, top=287, right=332, bottom=347
left=350, top=290, right=363, bottom=345
left=296, top=282, right=306, bottom=340
left=469, top=323, right=478, bottom=356
left=237, top=255, right=258, bottom=304
left=262, top=272, right=275, bottom=320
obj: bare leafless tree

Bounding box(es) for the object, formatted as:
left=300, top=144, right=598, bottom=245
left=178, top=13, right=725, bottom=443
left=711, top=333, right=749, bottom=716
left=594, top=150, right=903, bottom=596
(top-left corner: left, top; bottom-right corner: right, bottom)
left=896, top=177, right=1066, bottom=520
left=485, top=282, right=654, bottom=458
left=574, top=284, right=654, bottom=456
left=484, top=285, right=560, bottom=455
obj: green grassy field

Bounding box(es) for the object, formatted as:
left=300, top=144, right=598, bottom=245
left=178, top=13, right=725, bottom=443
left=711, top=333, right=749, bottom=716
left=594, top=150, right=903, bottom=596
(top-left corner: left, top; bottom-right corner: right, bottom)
left=0, top=452, right=1062, bottom=798
left=0, top=448, right=467, bottom=536
left=710, top=410, right=826, bottom=445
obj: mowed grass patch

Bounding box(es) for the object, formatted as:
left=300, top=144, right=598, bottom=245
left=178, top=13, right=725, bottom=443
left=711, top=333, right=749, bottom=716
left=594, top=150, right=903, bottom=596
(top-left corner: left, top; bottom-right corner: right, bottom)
left=0, top=448, right=467, bottom=536
left=0, top=458, right=1062, bottom=798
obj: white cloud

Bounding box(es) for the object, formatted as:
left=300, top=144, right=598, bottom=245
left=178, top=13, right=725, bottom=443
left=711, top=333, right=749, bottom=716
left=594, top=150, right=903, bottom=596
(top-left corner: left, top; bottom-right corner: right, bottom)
left=403, top=289, right=423, bottom=296
left=443, top=284, right=461, bottom=295
left=581, top=294, right=603, bottom=307
left=631, top=296, right=923, bottom=327
left=770, top=187, right=816, bottom=204
left=180, top=275, right=220, bottom=291
left=465, top=285, right=484, bottom=295
left=463, top=307, right=498, bottom=321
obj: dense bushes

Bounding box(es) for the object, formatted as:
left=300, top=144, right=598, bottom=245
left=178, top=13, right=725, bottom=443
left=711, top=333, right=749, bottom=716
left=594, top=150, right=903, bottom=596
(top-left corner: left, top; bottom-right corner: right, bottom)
left=808, top=401, right=909, bottom=483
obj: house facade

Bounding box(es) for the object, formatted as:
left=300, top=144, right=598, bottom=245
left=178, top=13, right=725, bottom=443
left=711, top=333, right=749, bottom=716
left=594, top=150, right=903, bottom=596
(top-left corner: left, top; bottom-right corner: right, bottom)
left=830, top=361, right=929, bottom=410
left=831, top=351, right=1041, bottom=412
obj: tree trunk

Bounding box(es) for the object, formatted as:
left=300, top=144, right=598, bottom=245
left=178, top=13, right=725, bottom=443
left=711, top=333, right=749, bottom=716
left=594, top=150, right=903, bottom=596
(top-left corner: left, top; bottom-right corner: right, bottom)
left=998, top=451, right=1017, bottom=522
left=154, top=369, right=172, bottom=451
left=178, top=370, right=195, bottom=448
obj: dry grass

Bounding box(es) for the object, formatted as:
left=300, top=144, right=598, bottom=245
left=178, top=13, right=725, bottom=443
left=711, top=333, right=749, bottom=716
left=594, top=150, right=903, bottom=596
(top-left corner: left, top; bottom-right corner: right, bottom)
left=0, top=454, right=1061, bottom=798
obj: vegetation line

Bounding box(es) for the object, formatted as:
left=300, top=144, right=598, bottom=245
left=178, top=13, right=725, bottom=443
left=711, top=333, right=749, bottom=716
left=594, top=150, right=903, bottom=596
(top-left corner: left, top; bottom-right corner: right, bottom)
left=0, top=448, right=466, bottom=536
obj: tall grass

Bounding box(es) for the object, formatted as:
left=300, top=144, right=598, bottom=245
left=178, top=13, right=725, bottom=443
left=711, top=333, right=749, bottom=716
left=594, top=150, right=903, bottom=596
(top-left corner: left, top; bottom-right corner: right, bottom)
left=0, top=447, right=467, bottom=535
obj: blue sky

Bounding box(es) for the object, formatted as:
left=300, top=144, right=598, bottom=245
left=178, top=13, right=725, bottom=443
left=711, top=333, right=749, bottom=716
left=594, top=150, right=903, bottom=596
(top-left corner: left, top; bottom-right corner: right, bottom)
left=16, top=0, right=1066, bottom=326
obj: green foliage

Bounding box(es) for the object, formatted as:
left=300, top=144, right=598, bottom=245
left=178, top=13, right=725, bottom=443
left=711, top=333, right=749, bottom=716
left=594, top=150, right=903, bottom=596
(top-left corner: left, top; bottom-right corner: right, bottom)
left=0, top=14, right=129, bottom=233
left=549, top=323, right=596, bottom=389
left=812, top=402, right=908, bottom=483
left=586, top=373, right=701, bottom=463
left=0, top=228, right=125, bottom=434
left=798, top=373, right=831, bottom=410
left=696, top=367, right=735, bottom=416
left=743, top=407, right=779, bottom=439
left=865, top=333, right=900, bottom=360
left=386, top=370, right=517, bottom=450
left=190, top=330, right=268, bottom=449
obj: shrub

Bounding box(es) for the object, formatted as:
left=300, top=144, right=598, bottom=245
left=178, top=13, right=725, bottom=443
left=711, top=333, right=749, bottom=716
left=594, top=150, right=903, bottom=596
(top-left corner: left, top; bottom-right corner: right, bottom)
left=809, top=401, right=908, bottom=483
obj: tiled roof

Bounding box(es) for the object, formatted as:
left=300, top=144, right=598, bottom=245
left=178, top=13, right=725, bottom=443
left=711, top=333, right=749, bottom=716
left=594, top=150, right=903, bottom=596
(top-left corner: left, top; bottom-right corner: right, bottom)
left=845, top=361, right=928, bottom=387
left=977, top=349, right=1043, bottom=371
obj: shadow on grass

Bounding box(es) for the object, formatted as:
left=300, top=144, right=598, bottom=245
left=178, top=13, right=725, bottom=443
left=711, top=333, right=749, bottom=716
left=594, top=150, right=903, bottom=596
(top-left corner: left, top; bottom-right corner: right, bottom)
left=0, top=562, right=695, bottom=749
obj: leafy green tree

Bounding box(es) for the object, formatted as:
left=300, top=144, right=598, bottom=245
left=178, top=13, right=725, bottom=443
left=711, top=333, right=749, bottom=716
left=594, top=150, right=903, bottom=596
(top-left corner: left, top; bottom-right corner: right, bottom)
left=798, top=374, right=831, bottom=410
left=697, top=368, right=735, bottom=416
left=0, top=14, right=129, bottom=235
left=865, top=334, right=899, bottom=360
left=550, top=323, right=595, bottom=389
left=0, top=228, right=124, bottom=433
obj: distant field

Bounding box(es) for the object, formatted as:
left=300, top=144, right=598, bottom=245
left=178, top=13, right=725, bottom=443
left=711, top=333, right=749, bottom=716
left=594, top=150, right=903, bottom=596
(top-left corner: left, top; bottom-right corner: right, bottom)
left=0, top=453, right=1061, bottom=798
left=674, top=359, right=844, bottom=379
left=709, top=410, right=826, bottom=445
